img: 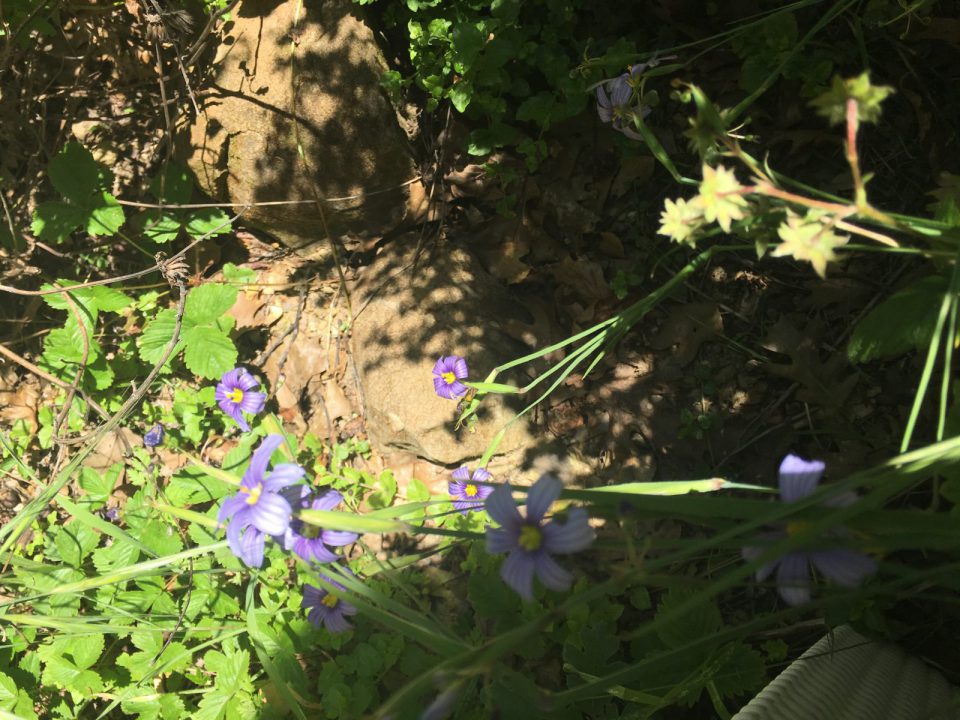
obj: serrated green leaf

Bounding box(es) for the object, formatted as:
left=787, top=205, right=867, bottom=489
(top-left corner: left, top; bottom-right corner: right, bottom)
left=406, top=478, right=431, bottom=502
left=655, top=587, right=722, bottom=650
left=222, top=263, right=257, bottom=284
left=52, top=523, right=100, bottom=567
left=0, top=672, right=17, bottom=708
left=847, top=275, right=948, bottom=363
left=712, top=642, right=766, bottom=698
left=31, top=201, right=86, bottom=243
left=182, top=326, right=237, bottom=380
left=185, top=207, right=232, bottom=239
left=138, top=308, right=185, bottom=366
left=91, top=537, right=141, bottom=574
left=48, top=142, right=102, bottom=203
left=138, top=519, right=184, bottom=557
left=86, top=191, right=125, bottom=235
left=184, top=283, right=237, bottom=326
left=135, top=209, right=182, bottom=244
left=39, top=634, right=105, bottom=695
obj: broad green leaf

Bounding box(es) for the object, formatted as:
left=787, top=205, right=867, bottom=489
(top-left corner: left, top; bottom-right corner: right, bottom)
left=182, top=326, right=238, bottom=380
left=185, top=207, right=233, bottom=239
left=367, top=470, right=397, bottom=510
left=183, top=283, right=238, bottom=326
left=655, top=588, right=722, bottom=651
left=0, top=672, right=17, bottom=708
left=86, top=191, right=125, bottom=235
left=137, top=308, right=185, bottom=366
left=47, top=142, right=102, bottom=203
left=222, top=263, right=257, bottom=284
left=406, top=478, right=431, bottom=502
left=135, top=209, right=182, bottom=244
left=52, top=523, right=99, bottom=567
left=31, top=201, right=86, bottom=243
left=712, top=642, right=766, bottom=699
left=848, top=275, right=948, bottom=363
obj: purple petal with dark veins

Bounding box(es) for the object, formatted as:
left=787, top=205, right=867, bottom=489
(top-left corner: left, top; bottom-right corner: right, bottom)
left=541, top=508, right=594, bottom=554
left=249, top=493, right=292, bottom=535
left=525, top=474, right=562, bottom=523
left=534, top=552, right=574, bottom=592
left=810, top=549, right=877, bottom=588
left=500, top=551, right=536, bottom=600
left=485, top=484, right=521, bottom=528
left=776, top=552, right=811, bottom=606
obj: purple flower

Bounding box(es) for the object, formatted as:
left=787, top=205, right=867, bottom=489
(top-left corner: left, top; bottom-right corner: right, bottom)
left=217, top=434, right=304, bottom=568
left=280, top=488, right=358, bottom=563
left=595, top=64, right=651, bottom=141
left=143, top=424, right=164, bottom=447
left=449, top=465, right=494, bottom=514
left=302, top=570, right=358, bottom=633
left=215, top=367, right=267, bottom=432
left=741, top=454, right=877, bottom=606
left=432, top=355, right=469, bottom=400
left=485, top=474, right=595, bottom=600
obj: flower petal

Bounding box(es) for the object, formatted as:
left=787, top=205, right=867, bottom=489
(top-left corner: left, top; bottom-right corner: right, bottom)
left=809, top=549, right=877, bottom=588
left=238, top=391, right=266, bottom=414
left=486, top=527, right=517, bottom=555
left=776, top=552, right=811, bottom=606
left=472, top=467, right=492, bottom=483
left=219, top=367, right=243, bottom=389
left=244, top=434, right=285, bottom=486
left=263, top=463, right=305, bottom=491
left=217, top=494, right=246, bottom=526
left=320, top=529, right=358, bottom=547
left=778, top=454, right=825, bottom=502
left=534, top=553, right=574, bottom=593
left=294, top=536, right=338, bottom=563
left=301, top=584, right=322, bottom=609
left=452, top=357, right=469, bottom=380
left=323, top=608, right=352, bottom=633
left=312, top=489, right=344, bottom=512
left=500, top=551, right=536, bottom=600
left=485, top=484, right=521, bottom=528
left=451, top=466, right=470, bottom=483
left=596, top=86, right=613, bottom=122
left=249, top=493, right=292, bottom=535
left=525, top=474, right=562, bottom=523
left=541, top=508, right=595, bottom=554
left=236, top=369, right=260, bottom=391
left=238, top=524, right=265, bottom=568
left=434, top=377, right=455, bottom=400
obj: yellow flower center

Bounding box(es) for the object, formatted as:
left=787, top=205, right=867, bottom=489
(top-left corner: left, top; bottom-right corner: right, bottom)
left=227, top=388, right=244, bottom=403
left=441, top=371, right=456, bottom=385
left=519, top=525, right=542, bottom=551
left=242, top=483, right=263, bottom=506
left=786, top=521, right=810, bottom=537
left=465, top=484, right=478, bottom=497
left=321, top=593, right=339, bottom=608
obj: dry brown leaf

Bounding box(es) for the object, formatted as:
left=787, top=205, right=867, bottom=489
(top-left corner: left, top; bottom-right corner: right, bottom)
left=322, top=380, right=353, bottom=421
left=471, top=217, right=533, bottom=284
left=611, top=155, right=655, bottom=197
left=84, top=428, right=137, bottom=473
left=228, top=290, right=269, bottom=329
left=649, top=302, right=723, bottom=366
left=547, top=255, right=614, bottom=307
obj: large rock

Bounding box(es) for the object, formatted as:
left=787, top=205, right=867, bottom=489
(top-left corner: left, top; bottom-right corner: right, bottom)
left=351, top=237, right=538, bottom=466
left=186, top=0, right=419, bottom=250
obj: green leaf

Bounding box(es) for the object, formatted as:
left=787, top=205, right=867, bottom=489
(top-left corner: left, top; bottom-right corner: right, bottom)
left=367, top=470, right=397, bottom=510
left=48, top=142, right=103, bottom=203
left=39, top=635, right=105, bottom=695
left=847, top=275, right=948, bottom=363
left=222, top=263, right=257, bottom=284
left=184, top=207, right=233, bottom=239
left=184, top=283, right=238, bottom=326
left=52, top=523, right=100, bottom=567
left=182, top=326, right=238, bottom=380
left=712, top=642, right=766, bottom=698
left=0, top=672, right=17, bottom=709
left=86, top=191, right=125, bottom=235
left=655, top=587, right=722, bottom=650
left=298, top=508, right=408, bottom=534
left=406, top=478, right=431, bottom=502
left=137, top=308, right=185, bottom=366
left=31, top=201, right=86, bottom=243
left=135, top=209, right=182, bottom=244
left=449, top=80, right=473, bottom=112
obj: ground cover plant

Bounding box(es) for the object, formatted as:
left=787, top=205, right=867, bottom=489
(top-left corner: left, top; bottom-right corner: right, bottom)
left=1, top=0, right=960, bottom=718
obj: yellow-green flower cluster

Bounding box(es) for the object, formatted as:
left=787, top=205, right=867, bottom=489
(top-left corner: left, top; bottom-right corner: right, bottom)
left=657, top=164, right=749, bottom=245
left=771, top=210, right=848, bottom=279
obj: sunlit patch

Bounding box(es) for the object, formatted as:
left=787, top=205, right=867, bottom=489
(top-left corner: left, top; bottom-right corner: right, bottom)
left=518, top=525, right=542, bottom=551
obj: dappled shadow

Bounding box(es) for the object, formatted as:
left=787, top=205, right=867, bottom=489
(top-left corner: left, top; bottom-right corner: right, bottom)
left=184, top=0, right=417, bottom=249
